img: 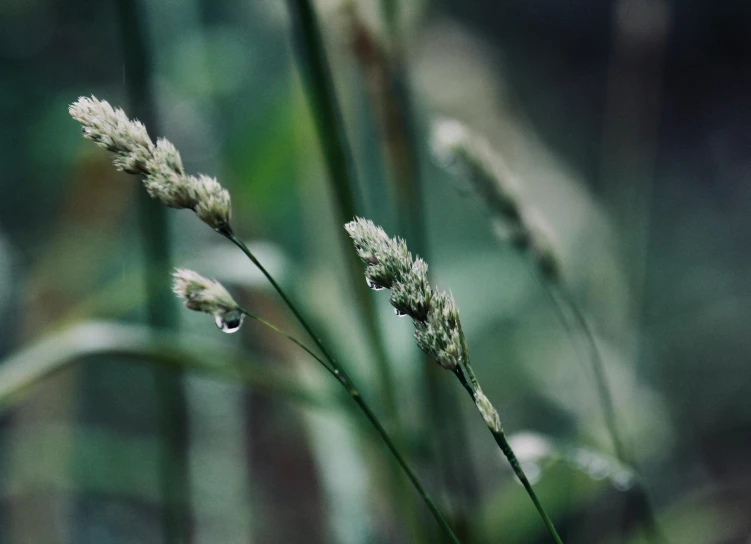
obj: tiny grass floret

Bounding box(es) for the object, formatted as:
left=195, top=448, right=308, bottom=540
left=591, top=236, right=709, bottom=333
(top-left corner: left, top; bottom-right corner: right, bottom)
left=172, top=268, right=244, bottom=332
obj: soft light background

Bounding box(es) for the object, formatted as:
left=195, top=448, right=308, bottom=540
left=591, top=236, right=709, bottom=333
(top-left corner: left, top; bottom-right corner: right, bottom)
left=0, top=0, right=749, bottom=542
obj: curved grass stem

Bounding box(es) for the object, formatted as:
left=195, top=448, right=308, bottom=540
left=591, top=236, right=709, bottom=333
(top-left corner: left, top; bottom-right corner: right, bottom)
left=224, top=229, right=460, bottom=544
left=238, top=307, right=335, bottom=374
left=284, top=0, right=419, bottom=535
left=349, top=1, right=480, bottom=518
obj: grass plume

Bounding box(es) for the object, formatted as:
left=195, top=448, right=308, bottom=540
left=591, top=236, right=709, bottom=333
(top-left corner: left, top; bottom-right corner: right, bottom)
left=345, top=217, right=564, bottom=544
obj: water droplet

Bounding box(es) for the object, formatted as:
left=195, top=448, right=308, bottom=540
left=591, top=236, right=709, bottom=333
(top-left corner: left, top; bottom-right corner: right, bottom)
left=394, top=308, right=408, bottom=317
left=215, top=310, right=245, bottom=334
left=366, top=278, right=384, bottom=291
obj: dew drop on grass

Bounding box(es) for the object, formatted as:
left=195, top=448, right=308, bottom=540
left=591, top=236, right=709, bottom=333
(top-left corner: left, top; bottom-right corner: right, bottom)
left=215, top=310, right=245, bottom=334
left=366, top=278, right=384, bottom=291
left=394, top=308, right=408, bottom=317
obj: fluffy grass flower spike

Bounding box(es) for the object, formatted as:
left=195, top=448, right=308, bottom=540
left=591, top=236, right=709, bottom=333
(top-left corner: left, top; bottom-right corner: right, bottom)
left=346, top=217, right=564, bottom=544
left=430, top=118, right=561, bottom=281
left=69, top=96, right=231, bottom=230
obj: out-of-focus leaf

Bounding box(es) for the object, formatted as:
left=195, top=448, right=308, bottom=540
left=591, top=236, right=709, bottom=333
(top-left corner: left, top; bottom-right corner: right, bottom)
left=606, top=488, right=743, bottom=544
left=0, top=321, right=337, bottom=411
left=58, top=237, right=289, bottom=324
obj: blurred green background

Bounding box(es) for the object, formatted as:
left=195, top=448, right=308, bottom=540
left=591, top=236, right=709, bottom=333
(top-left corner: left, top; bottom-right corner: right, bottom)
left=1, top=0, right=750, bottom=542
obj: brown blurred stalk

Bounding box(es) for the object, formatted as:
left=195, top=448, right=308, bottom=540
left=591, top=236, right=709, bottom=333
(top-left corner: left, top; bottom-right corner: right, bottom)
left=115, top=0, right=191, bottom=542
left=594, top=0, right=670, bottom=541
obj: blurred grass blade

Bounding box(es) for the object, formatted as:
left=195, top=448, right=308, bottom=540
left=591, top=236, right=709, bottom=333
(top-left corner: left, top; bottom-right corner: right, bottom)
left=286, top=0, right=360, bottom=219
left=0, top=321, right=336, bottom=411
left=284, top=1, right=419, bottom=537
left=285, top=0, right=398, bottom=423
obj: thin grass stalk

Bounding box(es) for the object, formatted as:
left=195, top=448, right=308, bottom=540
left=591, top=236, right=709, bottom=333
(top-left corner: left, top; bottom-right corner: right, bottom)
left=431, top=118, right=664, bottom=541
left=223, top=231, right=337, bottom=366
left=348, top=5, right=478, bottom=528
left=451, top=360, right=564, bottom=544
left=521, top=266, right=628, bottom=457
left=217, top=229, right=458, bottom=542
left=235, top=305, right=461, bottom=544
left=545, top=282, right=665, bottom=543
left=451, top=317, right=564, bottom=544
left=521, top=246, right=665, bottom=543
left=115, top=1, right=189, bottom=541
left=595, top=2, right=669, bottom=540
left=171, top=262, right=460, bottom=542
left=344, top=218, right=564, bottom=543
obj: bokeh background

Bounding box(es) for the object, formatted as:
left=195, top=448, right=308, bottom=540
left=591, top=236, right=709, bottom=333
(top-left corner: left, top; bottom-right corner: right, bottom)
left=1, top=0, right=750, bottom=542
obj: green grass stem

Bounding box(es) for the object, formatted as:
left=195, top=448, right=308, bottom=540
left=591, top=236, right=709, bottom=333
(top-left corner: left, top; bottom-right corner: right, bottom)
left=223, top=229, right=460, bottom=543
left=282, top=1, right=422, bottom=536
left=541, top=279, right=665, bottom=543
left=450, top=363, right=564, bottom=544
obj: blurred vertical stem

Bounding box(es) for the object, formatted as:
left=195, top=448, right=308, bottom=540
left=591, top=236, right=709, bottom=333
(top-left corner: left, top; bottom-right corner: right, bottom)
left=237, top=303, right=461, bottom=544
left=354, top=1, right=479, bottom=526
left=116, top=1, right=191, bottom=542
left=284, top=0, right=421, bottom=538
left=540, top=278, right=665, bottom=543
left=592, top=1, right=670, bottom=539
left=285, top=0, right=398, bottom=435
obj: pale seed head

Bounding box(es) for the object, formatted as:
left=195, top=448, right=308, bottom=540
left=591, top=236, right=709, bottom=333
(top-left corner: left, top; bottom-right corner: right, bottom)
left=172, top=268, right=240, bottom=318
left=192, top=174, right=232, bottom=231
left=70, top=96, right=154, bottom=175
left=70, top=96, right=233, bottom=230
left=430, top=117, right=521, bottom=224
left=345, top=218, right=469, bottom=372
